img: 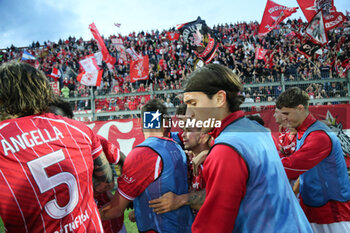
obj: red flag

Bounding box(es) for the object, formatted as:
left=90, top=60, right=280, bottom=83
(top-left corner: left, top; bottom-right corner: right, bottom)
left=112, top=38, right=127, bottom=62
left=48, top=68, right=61, bottom=81
left=296, top=0, right=345, bottom=30
left=126, top=47, right=142, bottom=61
left=255, top=48, right=268, bottom=61
left=129, top=55, right=149, bottom=83
left=77, top=55, right=103, bottom=86
left=167, top=32, right=180, bottom=41
left=89, top=23, right=116, bottom=67
left=49, top=81, right=60, bottom=95
left=305, top=10, right=328, bottom=45
left=258, top=0, right=298, bottom=36
left=77, top=70, right=103, bottom=87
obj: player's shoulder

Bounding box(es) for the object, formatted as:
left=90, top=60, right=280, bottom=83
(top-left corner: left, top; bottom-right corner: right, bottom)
left=35, top=113, right=95, bottom=136
left=131, top=146, right=158, bottom=155
left=0, top=118, right=14, bottom=130
left=0, top=115, right=35, bottom=132
left=126, top=146, right=159, bottom=163
left=40, top=113, right=90, bottom=128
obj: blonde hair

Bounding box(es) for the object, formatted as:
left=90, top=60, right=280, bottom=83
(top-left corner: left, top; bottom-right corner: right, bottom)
left=0, top=61, right=54, bottom=116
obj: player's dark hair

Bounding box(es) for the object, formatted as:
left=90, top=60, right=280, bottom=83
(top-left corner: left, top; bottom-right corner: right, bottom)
left=141, top=99, right=168, bottom=123
left=184, top=63, right=244, bottom=112
left=48, top=97, right=74, bottom=119
left=246, top=114, right=265, bottom=126
left=0, top=61, right=54, bottom=116
left=276, top=87, right=309, bottom=109
left=176, top=104, right=187, bottom=116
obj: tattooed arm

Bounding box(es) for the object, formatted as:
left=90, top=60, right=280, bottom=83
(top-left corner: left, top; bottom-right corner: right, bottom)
left=93, top=151, right=114, bottom=195
left=188, top=189, right=206, bottom=210
left=148, top=190, right=206, bottom=214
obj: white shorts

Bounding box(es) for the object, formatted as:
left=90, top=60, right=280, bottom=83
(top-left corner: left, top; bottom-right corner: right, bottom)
left=311, top=221, right=350, bottom=233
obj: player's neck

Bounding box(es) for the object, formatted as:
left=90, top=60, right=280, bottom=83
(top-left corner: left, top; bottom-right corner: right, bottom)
left=192, top=144, right=210, bottom=156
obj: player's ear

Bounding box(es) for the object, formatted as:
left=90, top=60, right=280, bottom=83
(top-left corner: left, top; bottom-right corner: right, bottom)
left=296, top=104, right=305, bottom=112
left=215, top=90, right=226, bottom=108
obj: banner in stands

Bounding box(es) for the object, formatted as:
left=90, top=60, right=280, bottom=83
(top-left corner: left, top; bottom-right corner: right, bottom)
left=129, top=55, right=149, bottom=82
left=89, top=22, right=116, bottom=67
left=48, top=68, right=61, bottom=81
left=167, top=31, right=180, bottom=41
left=305, top=10, right=328, bottom=45
left=258, top=0, right=298, bottom=36
left=296, top=0, right=345, bottom=30
left=296, top=39, right=322, bottom=58
left=177, top=17, right=219, bottom=64
left=112, top=38, right=127, bottom=62
left=86, top=104, right=350, bottom=161
left=77, top=55, right=103, bottom=86
left=255, top=47, right=268, bottom=61
left=49, top=81, right=60, bottom=95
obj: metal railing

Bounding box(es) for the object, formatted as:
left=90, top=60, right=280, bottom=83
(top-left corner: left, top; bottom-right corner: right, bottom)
left=67, top=74, right=350, bottom=121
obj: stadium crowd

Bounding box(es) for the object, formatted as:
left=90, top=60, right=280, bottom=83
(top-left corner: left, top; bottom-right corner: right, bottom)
left=0, top=16, right=349, bottom=113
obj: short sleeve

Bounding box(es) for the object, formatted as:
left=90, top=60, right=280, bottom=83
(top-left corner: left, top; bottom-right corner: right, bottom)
left=97, top=135, right=120, bottom=164
left=117, top=147, right=162, bottom=200
left=90, top=131, right=102, bottom=160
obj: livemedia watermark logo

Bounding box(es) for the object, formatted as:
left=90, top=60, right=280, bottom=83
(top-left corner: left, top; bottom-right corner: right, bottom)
left=143, top=111, right=221, bottom=129
left=143, top=110, right=162, bottom=129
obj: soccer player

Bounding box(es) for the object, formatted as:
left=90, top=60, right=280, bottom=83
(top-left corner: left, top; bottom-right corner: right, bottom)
left=96, top=135, right=127, bottom=233
left=0, top=62, right=113, bottom=233
left=49, top=97, right=127, bottom=233
left=184, top=64, right=312, bottom=233
left=149, top=125, right=210, bottom=214
left=99, top=99, right=194, bottom=233
left=276, top=87, right=350, bottom=233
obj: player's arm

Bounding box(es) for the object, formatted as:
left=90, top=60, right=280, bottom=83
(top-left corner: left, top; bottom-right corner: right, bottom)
left=118, top=151, right=126, bottom=167
left=281, top=131, right=332, bottom=179
left=93, top=151, right=114, bottom=195
left=101, top=146, right=163, bottom=218
left=149, top=189, right=206, bottom=214
left=99, top=192, right=130, bottom=220
left=191, top=150, right=209, bottom=176
left=192, top=145, right=248, bottom=233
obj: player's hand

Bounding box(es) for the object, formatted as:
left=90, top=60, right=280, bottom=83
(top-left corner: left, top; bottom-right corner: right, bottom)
left=293, top=178, right=300, bottom=196
left=148, top=192, right=183, bottom=214
left=128, top=210, right=136, bottom=222
left=192, top=150, right=208, bottom=176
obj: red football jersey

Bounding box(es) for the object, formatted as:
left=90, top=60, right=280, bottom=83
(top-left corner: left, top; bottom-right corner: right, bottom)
left=0, top=113, right=104, bottom=233
left=117, top=146, right=162, bottom=200
left=96, top=135, right=123, bottom=233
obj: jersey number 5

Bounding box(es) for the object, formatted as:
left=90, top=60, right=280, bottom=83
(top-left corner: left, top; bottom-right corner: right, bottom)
left=27, top=149, right=79, bottom=219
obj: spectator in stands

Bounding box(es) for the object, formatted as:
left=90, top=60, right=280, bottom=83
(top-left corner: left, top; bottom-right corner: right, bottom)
left=244, top=93, right=254, bottom=103
left=67, top=77, right=75, bottom=92
left=61, top=85, right=70, bottom=98
left=1, top=17, right=349, bottom=112
left=164, top=97, right=174, bottom=108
